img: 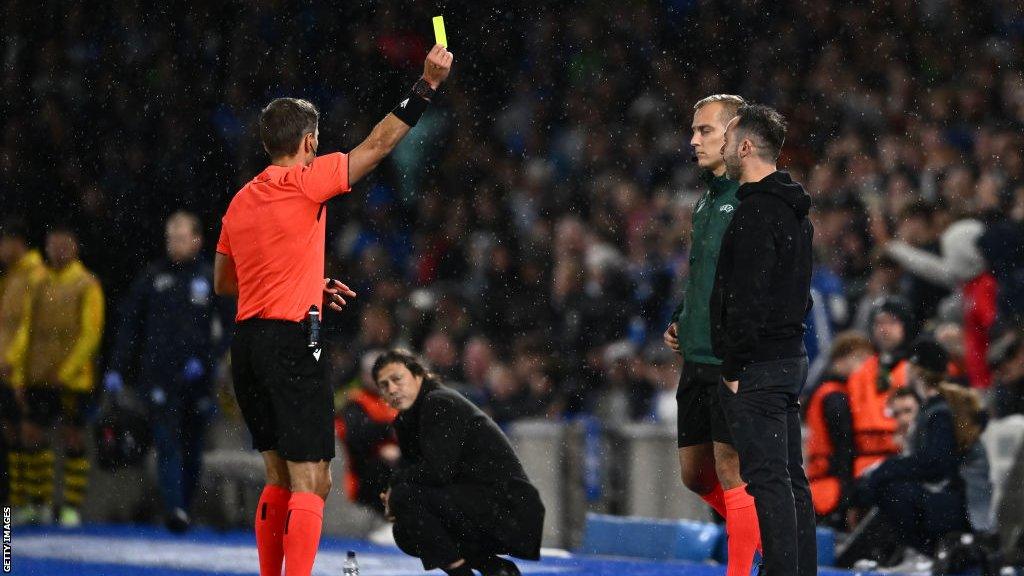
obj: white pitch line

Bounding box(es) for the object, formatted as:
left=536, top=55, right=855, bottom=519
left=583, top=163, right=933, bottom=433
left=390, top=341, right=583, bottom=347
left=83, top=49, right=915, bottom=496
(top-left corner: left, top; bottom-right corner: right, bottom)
left=16, top=534, right=574, bottom=575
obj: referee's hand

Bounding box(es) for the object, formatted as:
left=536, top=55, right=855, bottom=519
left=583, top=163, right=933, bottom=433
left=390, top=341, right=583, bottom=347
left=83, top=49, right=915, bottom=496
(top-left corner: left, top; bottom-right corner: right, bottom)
left=324, top=278, right=357, bottom=312
left=423, top=44, right=453, bottom=90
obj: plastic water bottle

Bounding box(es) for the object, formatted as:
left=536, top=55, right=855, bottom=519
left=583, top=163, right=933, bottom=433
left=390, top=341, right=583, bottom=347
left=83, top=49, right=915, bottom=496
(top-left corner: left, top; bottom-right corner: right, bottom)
left=343, top=550, right=359, bottom=575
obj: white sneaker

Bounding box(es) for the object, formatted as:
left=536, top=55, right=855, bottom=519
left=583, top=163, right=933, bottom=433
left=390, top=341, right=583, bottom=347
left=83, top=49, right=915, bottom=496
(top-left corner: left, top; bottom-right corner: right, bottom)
left=10, top=505, right=39, bottom=526
left=852, top=558, right=880, bottom=572
left=58, top=506, right=82, bottom=528
left=878, top=547, right=934, bottom=575
left=36, top=504, right=53, bottom=526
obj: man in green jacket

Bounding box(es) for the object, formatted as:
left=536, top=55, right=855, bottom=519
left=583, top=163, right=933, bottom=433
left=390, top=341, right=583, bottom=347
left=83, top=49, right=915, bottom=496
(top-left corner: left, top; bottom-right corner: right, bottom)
left=663, top=94, right=761, bottom=576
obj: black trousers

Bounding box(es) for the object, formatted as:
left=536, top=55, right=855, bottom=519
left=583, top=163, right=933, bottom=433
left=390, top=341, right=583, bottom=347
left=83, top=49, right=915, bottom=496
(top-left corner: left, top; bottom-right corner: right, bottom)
left=390, top=482, right=507, bottom=571
left=720, top=357, right=817, bottom=576
left=874, top=480, right=969, bottom=553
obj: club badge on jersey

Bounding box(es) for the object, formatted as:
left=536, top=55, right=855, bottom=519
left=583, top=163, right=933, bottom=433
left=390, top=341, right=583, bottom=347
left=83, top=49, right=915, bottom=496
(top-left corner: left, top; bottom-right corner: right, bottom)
left=190, top=277, right=211, bottom=306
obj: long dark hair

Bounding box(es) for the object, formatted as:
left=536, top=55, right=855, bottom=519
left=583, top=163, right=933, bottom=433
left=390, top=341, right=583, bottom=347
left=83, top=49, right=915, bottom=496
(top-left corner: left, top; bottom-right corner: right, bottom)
left=371, top=348, right=441, bottom=387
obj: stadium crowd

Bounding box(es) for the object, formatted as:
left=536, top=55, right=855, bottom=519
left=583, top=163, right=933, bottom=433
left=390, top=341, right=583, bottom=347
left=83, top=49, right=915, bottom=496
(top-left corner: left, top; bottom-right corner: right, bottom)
left=2, top=0, right=1024, bottom=561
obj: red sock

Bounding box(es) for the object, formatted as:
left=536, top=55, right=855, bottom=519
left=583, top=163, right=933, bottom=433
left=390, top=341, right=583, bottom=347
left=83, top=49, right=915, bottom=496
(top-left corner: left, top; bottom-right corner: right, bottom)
left=700, top=481, right=728, bottom=520
left=724, top=484, right=761, bottom=576
left=256, top=485, right=291, bottom=576
left=283, top=492, right=325, bottom=576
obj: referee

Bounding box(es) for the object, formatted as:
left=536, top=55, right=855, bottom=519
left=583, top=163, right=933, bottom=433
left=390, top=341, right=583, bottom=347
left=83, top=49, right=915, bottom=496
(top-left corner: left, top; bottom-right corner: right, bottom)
left=663, top=94, right=762, bottom=576
left=214, top=45, right=453, bottom=576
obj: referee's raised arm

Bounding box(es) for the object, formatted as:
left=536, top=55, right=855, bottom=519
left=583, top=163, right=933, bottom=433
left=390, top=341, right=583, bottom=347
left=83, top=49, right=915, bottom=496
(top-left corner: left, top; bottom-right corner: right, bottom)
left=348, top=44, right=454, bottom=185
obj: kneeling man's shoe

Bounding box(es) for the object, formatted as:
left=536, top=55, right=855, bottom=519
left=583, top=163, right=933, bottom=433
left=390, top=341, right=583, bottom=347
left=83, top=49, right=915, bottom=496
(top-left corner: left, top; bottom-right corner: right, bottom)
left=474, top=556, right=521, bottom=576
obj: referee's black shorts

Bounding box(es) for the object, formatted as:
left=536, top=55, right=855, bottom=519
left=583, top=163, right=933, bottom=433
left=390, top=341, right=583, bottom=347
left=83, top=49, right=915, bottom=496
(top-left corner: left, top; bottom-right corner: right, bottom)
left=231, top=319, right=335, bottom=462
left=676, top=361, right=733, bottom=448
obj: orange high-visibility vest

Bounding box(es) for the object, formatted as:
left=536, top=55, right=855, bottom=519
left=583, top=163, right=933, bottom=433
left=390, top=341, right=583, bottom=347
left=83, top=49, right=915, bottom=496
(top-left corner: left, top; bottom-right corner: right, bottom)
left=847, top=356, right=908, bottom=476
left=805, top=380, right=847, bottom=516
left=334, top=388, right=398, bottom=501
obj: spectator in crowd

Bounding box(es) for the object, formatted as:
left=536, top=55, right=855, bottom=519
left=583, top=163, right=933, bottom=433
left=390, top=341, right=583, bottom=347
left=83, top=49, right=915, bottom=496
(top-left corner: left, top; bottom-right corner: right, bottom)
left=852, top=339, right=970, bottom=570
left=422, top=331, right=462, bottom=383
left=990, top=331, right=1024, bottom=418
left=937, top=382, right=992, bottom=534
left=977, top=185, right=1024, bottom=328
left=805, top=331, right=873, bottom=529
left=805, top=261, right=848, bottom=386
left=934, top=321, right=969, bottom=386
left=519, top=364, right=561, bottom=420
left=849, top=256, right=903, bottom=334
left=335, top=350, right=399, bottom=515
left=484, top=363, right=525, bottom=426
left=594, top=341, right=656, bottom=424
left=12, top=227, right=104, bottom=527
left=847, top=296, right=914, bottom=478
left=0, top=218, right=46, bottom=508
left=887, top=387, right=921, bottom=455
left=103, top=211, right=233, bottom=532
left=880, top=219, right=998, bottom=389
left=887, top=202, right=950, bottom=324
left=459, top=335, right=496, bottom=406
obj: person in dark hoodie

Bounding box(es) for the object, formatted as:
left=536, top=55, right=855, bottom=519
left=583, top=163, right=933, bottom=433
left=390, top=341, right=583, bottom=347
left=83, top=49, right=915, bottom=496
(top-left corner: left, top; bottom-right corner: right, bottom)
left=375, top=349, right=544, bottom=576
left=852, top=339, right=970, bottom=570
left=711, top=103, right=817, bottom=576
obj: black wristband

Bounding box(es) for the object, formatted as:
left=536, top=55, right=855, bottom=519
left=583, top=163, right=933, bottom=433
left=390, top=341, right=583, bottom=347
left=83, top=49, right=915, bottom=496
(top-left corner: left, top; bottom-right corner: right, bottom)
left=411, top=77, right=436, bottom=100
left=391, top=79, right=434, bottom=127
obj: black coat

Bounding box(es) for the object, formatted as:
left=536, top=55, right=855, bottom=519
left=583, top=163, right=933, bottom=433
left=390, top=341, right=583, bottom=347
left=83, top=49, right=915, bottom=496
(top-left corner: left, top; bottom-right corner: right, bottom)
left=109, top=257, right=235, bottom=390
left=711, top=171, right=814, bottom=381
left=391, top=379, right=545, bottom=560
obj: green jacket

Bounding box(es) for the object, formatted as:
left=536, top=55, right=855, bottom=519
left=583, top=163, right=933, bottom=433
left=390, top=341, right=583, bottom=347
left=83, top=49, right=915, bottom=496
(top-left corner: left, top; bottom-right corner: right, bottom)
left=671, top=172, right=739, bottom=365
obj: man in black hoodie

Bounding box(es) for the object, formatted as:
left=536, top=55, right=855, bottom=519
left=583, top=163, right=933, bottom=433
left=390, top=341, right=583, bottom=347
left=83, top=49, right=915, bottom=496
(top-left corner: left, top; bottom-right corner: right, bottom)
left=711, top=104, right=817, bottom=576
left=375, top=349, right=545, bottom=576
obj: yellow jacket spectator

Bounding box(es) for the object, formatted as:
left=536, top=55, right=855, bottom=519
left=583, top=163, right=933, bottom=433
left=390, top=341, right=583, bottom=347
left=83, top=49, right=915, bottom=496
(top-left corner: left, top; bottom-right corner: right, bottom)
left=0, top=249, right=47, bottom=387
left=19, top=258, right=105, bottom=392
left=11, top=226, right=103, bottom=528
left=0, top=217, right=46, bottom=512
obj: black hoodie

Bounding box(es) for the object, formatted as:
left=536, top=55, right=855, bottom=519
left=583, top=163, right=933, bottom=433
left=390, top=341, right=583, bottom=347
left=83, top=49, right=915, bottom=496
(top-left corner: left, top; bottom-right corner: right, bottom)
left=710, top=171, right=814, bottom=381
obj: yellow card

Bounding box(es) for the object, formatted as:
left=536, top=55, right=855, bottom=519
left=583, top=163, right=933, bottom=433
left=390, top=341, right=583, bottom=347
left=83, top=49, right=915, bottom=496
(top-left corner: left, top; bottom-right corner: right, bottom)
left=432, top=15, right=448, bottom=48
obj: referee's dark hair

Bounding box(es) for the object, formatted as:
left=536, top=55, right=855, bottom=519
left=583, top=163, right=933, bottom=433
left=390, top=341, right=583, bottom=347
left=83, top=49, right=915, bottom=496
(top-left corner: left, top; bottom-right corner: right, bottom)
left=734, top=104, right=787, bottom=162
left=259, top=98, right=319, bottom=158
left=371, top=348, right=442, bottom=386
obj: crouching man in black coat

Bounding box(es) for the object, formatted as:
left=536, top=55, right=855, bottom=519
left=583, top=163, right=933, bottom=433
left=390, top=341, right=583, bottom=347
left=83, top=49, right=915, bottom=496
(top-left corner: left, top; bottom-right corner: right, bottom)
left=374, top=349, right=545, bottom=576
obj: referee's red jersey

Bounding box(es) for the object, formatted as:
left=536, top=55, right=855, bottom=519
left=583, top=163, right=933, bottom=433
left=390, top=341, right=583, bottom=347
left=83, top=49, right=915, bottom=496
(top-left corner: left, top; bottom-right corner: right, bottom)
left=217, top=152, right=350, bottom=322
